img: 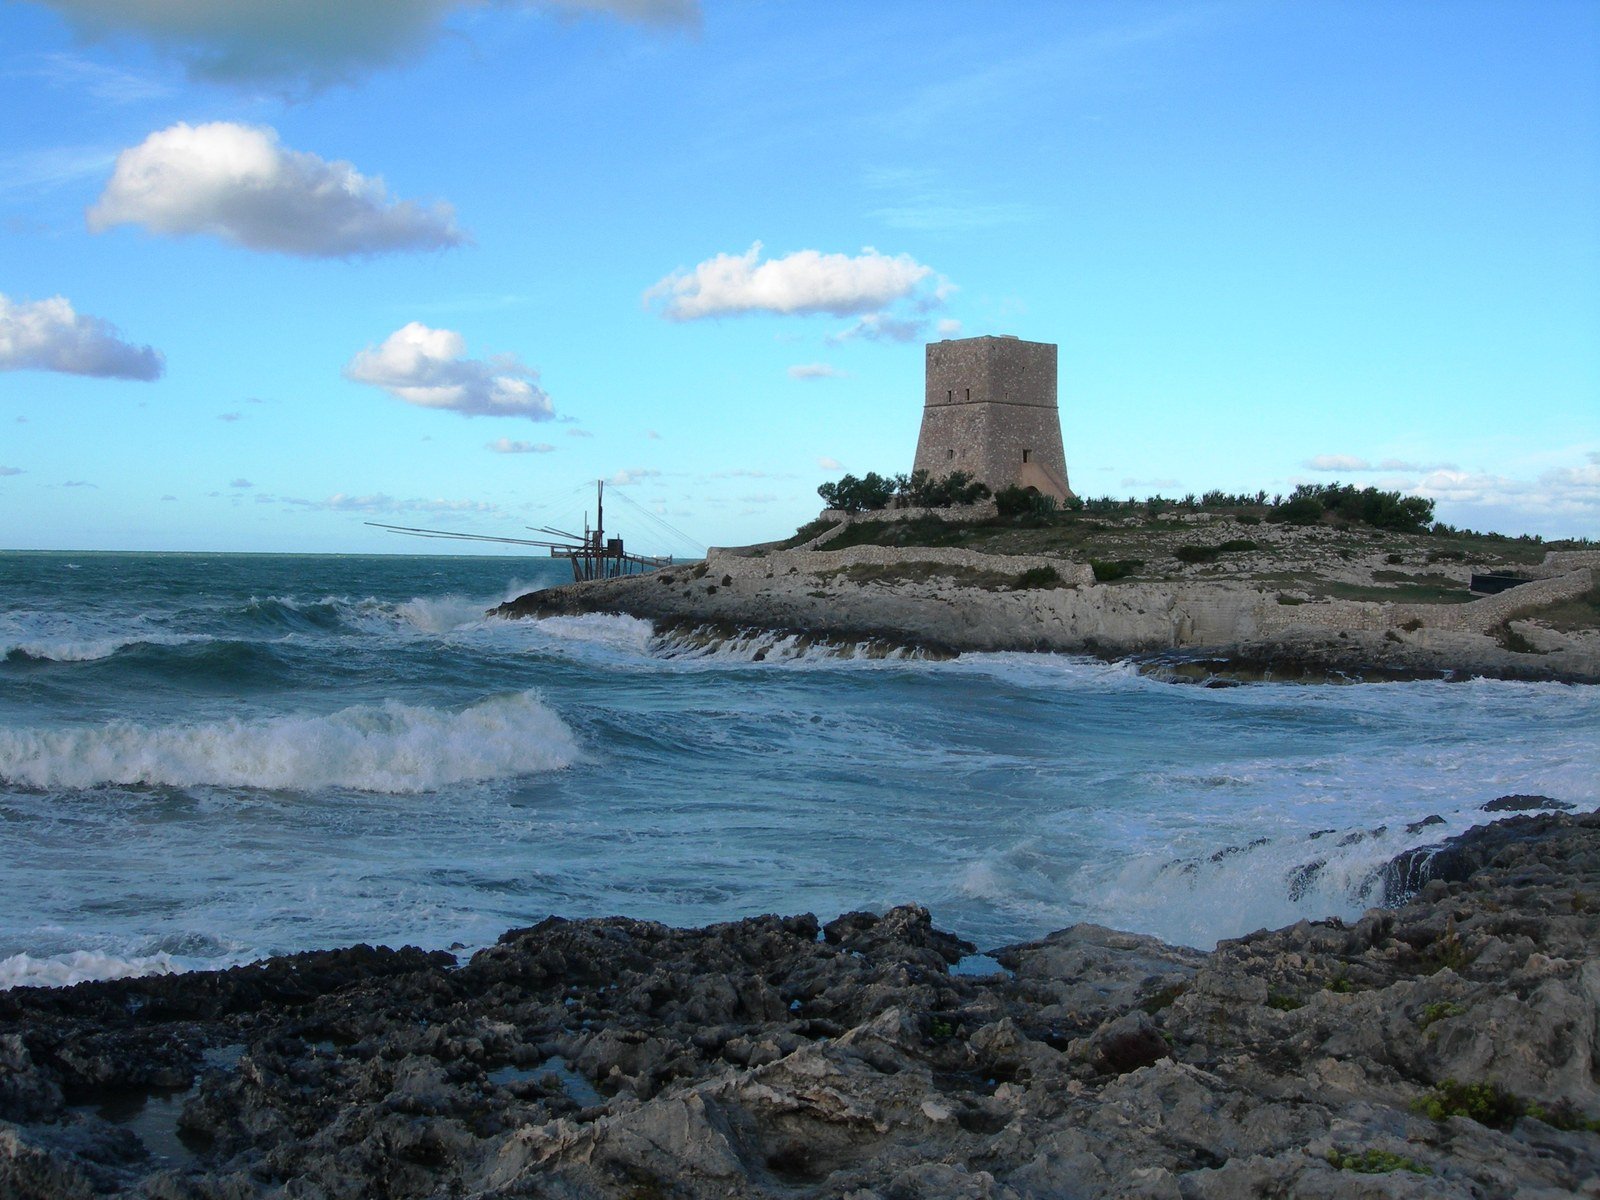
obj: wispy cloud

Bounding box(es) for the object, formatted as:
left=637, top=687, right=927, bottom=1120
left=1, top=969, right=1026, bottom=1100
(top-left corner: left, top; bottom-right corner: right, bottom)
left=610, top=467, right=660, bottom=486
left=91, top=122, right=467, bottom=258
left=22, top=51, right=174, bottom=103
left=0, top=466, right=22, bottom=476
left=283, top=492, right=502, bottom=515
left=816, top=456, right=841, bottom=470
left=229, top=478, right=253, bottom=488
left=0, top=145, right=119, bottom=195
left=865, top=166, right=1041, bottom=233
left=486, top=438, right=555, bottom=454
left=788, top=362, right=846, bottom=380
left=1304, top=454, right=1371, bottom=472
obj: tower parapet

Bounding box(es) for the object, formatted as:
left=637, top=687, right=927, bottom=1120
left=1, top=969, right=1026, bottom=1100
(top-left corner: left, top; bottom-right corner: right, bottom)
left=913, top=335, right=1072, bottom=501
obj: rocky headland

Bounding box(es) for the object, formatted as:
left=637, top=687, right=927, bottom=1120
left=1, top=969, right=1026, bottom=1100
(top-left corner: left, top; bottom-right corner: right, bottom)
left=495, top=507, right=1600, bottom=683
left=3, top=804, right=1597, bottom=1198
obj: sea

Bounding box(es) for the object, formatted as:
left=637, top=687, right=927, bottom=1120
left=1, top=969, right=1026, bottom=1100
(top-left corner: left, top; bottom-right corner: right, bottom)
left=1, top=550, right=1595, bottom=991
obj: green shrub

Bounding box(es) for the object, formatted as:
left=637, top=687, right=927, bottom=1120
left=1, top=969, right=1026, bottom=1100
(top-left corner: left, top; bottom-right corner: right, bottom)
left=1279, top=483, right=1435, bottom=533
left=905, top=469, right=991, bottom=508
left=1276, top=496, right=1324, bottom=526
left=1413, top=1079, right=1524, bottom=1129
left=994, top=485, right=1056, bottom=517
left=1091, top=558, right=1142, bottom=582
left=1175, top=544, right=1220, bottom=563
left=1266, top=991, right=1303, bottom=1011
left=1013, top=566, right=1064, bottom=589
left=1325, top=1149, right=1431, bottom=1176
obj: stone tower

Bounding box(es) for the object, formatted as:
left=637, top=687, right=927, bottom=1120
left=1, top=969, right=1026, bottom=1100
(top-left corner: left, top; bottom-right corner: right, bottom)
left=913, top=335, right=1072, bottom=502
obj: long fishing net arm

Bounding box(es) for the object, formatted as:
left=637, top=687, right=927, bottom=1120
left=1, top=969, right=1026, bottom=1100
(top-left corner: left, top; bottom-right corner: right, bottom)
left=363, top=522, right=568, bottom=549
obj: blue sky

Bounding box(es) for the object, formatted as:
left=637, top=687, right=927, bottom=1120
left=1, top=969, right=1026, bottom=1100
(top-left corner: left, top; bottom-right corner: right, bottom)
left=2, top=0, right=1596, bottom=554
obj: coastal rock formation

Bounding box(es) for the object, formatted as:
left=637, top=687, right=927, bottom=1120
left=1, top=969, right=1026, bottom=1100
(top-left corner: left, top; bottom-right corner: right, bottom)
left=2, top=813, right=1597, bottom=1198
left=494, top=540, right=1600, bottom=683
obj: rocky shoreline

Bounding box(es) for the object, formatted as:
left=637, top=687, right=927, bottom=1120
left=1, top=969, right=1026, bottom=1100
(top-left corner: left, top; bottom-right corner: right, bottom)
left=3, top=805, right=1597, bottom=1198
left=494, top=543, right=1600, bottom=684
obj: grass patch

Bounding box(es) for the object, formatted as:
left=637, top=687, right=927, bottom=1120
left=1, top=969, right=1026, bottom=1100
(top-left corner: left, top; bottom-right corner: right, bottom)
left=777, top=517, right=839, bottom=549
left=1521, top=585, right=1600, bottom=633
left=1325, top=1149, right=1431, bottom=1176
left=1419, top=1001, right=1465, bottom=1028
left=1321, top=581, right=1475, bottom=605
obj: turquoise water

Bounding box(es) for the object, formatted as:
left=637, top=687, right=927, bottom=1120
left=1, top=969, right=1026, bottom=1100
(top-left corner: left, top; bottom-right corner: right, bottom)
left=1, top=550, right=1595, bottom=987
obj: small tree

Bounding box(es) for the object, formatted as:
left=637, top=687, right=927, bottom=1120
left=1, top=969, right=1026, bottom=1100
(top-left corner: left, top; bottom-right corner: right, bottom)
left=817, top=472, right=900, bottom=513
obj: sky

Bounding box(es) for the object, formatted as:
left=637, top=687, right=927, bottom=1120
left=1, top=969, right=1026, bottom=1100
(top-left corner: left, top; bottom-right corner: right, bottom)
left=1, top=0, right=1597, bottom=555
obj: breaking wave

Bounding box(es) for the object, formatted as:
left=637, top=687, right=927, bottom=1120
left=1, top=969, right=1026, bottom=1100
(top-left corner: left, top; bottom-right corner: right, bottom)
left=0, top=949, right=178, bottom=991
left=0, top=691, right=579, bottom=793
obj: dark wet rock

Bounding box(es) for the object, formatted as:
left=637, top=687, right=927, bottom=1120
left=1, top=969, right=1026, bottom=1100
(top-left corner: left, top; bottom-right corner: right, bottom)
left=1405, top=814, right=1446, bottom=834
left=3, top=816, right=1598, bottom=1198
left=1482, top=793, right=1573, bottom=813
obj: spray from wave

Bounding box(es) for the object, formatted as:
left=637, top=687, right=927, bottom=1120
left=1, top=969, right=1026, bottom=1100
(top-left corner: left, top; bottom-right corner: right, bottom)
left=0, top=691, right=578, bottom=793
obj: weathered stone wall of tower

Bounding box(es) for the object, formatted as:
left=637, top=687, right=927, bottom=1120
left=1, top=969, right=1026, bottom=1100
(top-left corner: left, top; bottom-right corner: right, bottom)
left=913, top=335, right=1072, bottom=501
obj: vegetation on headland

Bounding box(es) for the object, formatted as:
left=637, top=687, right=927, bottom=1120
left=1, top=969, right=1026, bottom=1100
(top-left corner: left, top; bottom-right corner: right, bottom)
left=800, top=472, right=1594, bottom=613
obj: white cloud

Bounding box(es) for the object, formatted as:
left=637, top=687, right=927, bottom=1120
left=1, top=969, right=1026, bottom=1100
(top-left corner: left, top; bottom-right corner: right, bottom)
left=90, top=122, right=466, bottom=258
left=567, top=428, right=594, bottom=438
left=935, top=318, right=963, bottom=337
left=0, top=293, right=163, bottom=380
left=1304, top=454, right=1371, bottom=472
left=788, top=362, right=846, bottom=380
left=30, top=1, right=699, bottom=88
left=610, top=467, right=660, bottom=486
left=0, top=466, right=22, bottom=476
left=218, top=412, right=242, bottom=422
left=229, top=477, right=253, bottom=488
left=817, top=456, right=841, bottom=470
left=646, top=242, right=942, bottom=320
left=344, top=323, right=554, bottom=420
left=487, top=438, right=555, bottom=454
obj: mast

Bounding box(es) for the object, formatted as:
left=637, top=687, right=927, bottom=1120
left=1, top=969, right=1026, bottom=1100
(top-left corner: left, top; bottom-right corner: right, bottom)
left=596, top=479, right=604, bottom=550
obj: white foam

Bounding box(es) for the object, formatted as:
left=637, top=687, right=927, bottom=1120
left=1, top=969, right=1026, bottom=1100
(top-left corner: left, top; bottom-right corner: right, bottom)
left=535, top=613, right=657, bottom=654
left=0, top=610, right=211, bottom=663
left=1083, top=808, right=1491, bottom=948
left=0, top=949, right=178, bottom=990
left=0, top=691, right=579, bottom=793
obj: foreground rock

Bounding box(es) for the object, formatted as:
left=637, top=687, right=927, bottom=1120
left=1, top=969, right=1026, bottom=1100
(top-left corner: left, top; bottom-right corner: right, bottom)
left=2, top=813, right=1598, bottom=1198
